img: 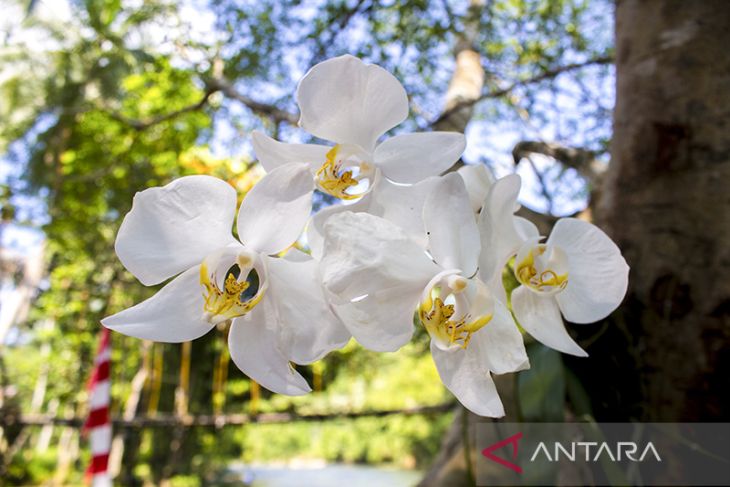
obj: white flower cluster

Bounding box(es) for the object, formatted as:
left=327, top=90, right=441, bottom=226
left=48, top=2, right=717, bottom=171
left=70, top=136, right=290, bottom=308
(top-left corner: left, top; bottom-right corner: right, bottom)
left=103, top=56, right=629, bottom=416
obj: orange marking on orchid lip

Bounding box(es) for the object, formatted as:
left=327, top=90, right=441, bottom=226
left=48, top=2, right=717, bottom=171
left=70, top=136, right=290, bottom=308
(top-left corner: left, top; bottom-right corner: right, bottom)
left=315, top=145, right=368, bottom=200
left=515, top=247, right=568, bottom=293
left=200, top=261, right=264, bottom=325
left=418, top=288, right=492, bottom=350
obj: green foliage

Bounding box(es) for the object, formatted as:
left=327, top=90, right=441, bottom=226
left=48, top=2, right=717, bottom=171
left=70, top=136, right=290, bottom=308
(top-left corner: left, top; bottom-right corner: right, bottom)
left=237, top=413, right=453, bottom=467
left=4, top=444, right=86, bottom=485
left=517, top=342, right=566, bottom=421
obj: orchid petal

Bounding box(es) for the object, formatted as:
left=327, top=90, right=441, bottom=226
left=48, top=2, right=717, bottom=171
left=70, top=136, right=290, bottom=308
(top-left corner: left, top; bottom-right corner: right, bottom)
left=115, top=176, right=237, bottom=286
left=431, top=342, right=505, bottom=417
left=485, top=267, right=509, bottom=307
left=279, top=247, right=312, bottom=262
left=296, top=55, right=408, bottom=151
left=251, top=130, right=329, bottom=174
left=237, top=163, right=313, bottom=255
left=307, top=197, right=370, bottom=261
left=321, top=211, right=438, bottom=351
left=307, top=175, right=440, bottom=259
left=102, top=265, right=214, bottom=342
left=228, top=299, right=311, bottom=396
left=514, top=216, right=540, bottom=240
left=511, top=286, right=587, bottom=357
left=321, top=211, right=438, bottom=301
left=330, top=285, right=422, bottom=352
left=549, top=218, right=630, bottom=323
left=472, top=300, right=530, bottom=374
left=477, top=174, right=524, bottom=282
left=374, top=132, right=465, bottom=184
left=424, top=173, right=480, bottom=275
left=458, top=164, right=494, bottom=212
left=266, top=254, right=351, bottom=364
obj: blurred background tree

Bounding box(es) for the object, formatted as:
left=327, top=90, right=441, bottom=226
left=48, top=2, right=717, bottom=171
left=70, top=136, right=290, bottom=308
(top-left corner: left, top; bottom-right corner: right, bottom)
left=0, top=0, right=726, bottom=486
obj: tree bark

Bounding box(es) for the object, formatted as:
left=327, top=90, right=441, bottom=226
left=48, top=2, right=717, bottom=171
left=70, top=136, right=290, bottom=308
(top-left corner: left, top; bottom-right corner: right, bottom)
left=433, top=0, right=486, bottom=135
left=588, top=0, right=730, bottom=421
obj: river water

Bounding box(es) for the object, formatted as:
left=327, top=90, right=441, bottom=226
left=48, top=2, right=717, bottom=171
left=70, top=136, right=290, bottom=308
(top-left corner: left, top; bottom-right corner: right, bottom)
left=228, top=463, right=423, bottom=487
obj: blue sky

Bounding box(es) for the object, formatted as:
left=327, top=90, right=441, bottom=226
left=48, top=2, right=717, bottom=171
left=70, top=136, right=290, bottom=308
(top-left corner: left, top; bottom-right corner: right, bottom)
left=0, top=0, right=614, bottom=257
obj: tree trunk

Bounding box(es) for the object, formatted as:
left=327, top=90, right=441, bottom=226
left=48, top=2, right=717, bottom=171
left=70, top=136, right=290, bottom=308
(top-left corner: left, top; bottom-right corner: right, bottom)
left=433, top=0, right=486, bottom=135
left=586, top=0, right=730, bottom=422
left=417, top=378, right=519, bottom=487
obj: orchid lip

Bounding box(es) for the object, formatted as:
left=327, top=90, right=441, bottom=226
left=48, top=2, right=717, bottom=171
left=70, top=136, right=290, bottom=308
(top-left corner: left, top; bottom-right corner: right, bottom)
left=315, top=144, right=375, bottom=200
left=418, top=271, right=494, bottom=352
left=514, top=240, right=569, bottom=296
left=200, top=248, right=268, bottom=325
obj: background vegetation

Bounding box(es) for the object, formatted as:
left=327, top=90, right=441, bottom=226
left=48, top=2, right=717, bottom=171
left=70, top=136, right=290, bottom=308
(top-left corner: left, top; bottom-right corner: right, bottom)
left=1, top=0, right=676, bottom=485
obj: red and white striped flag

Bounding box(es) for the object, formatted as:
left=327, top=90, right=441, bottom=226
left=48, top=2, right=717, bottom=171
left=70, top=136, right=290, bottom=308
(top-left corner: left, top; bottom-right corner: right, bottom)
left=84, top=327, right=112, bottom=487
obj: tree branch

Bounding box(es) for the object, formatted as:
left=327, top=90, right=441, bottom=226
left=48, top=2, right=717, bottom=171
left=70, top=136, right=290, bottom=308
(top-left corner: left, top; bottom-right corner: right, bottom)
left=206, top=77, right=299, bottom=126
left=512, top=140, right=605, bottom=185
left=102, top=76, right=299, bottom=130
left=430, top=55, right=613, bottom=129
left=525, top=155, right=555, bottom=215
left=4, top=402, right=455, bottom=428
left=102, top=90, right=214, bottom=131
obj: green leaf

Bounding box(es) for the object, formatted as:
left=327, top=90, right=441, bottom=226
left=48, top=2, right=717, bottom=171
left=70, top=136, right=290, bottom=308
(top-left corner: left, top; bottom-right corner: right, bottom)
left=517, top=342, right=565, bottom=421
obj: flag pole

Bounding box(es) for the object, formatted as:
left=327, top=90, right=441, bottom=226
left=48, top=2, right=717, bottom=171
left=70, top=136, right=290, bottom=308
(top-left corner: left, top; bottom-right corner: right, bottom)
left=84, top=327, right=112, bottom=487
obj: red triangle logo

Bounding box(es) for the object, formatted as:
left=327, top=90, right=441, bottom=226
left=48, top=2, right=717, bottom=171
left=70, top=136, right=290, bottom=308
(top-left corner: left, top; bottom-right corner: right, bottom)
left=481, top=432, right=523, bottom=474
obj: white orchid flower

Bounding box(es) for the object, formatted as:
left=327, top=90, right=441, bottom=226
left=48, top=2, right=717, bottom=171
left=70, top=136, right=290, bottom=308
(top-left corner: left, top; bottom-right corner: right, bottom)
left=251, top=55, right=465, bottom=202
left=307, top=165, right=491, bottom=259
left=479, top=174, right=629, bottom=357
left=320, top=173, right=528, bottom=417
left=102, top=164, right=350, bottom=395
